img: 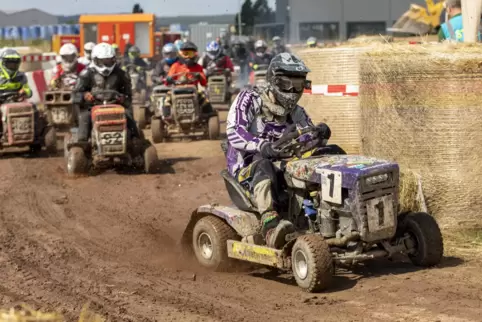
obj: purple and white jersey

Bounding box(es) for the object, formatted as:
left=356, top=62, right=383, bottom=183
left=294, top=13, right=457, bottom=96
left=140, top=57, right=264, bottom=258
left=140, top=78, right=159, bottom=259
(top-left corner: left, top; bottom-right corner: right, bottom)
left=226, top=89, right=313, bottom=175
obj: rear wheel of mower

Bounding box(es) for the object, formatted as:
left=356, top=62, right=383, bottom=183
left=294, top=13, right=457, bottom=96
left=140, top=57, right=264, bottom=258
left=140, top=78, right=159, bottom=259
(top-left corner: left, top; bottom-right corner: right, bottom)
left=400, top=212, right=443, bottom=267
left=134, top=105, right=147, bottom=130
left=291, top=235, right=334, bottom=292
left=67, top=147, right=88, bottom=176
left=192, top=216, right=238, bottom=271
left=208, top=115, right=220, bottom=140
left=143, top=144, right=158, bottom=174
left=151, top=118, right=164, bottom=143
left=44, top=126, right=57, bottom=155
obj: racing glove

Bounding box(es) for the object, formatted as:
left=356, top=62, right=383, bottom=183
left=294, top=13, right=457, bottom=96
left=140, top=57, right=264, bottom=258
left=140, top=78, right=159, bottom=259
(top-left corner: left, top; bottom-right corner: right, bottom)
left=259, top=141, right=291, bottom=160
left=84, top=92, right=94, bottom=102
left=17, top=89, right=27, bottom=101
left=165, top=76, right=174, bottom=85
left=315, top=122, right=331, bottom=140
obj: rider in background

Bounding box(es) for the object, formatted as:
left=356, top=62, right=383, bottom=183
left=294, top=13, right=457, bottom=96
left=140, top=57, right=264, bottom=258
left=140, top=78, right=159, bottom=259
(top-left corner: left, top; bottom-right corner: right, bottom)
left=306, top=37, right=318, bottom=48
left=111, top=43, right=121, bottom=60
left=0, top=48, right=39, bottom=142
left=152, top=43, right=178, bottom=84
left=225, top=53, right=331, bottom=249
left=121, top=46, right=148, bottom=71
left=165, top=41, right=214, bottom=118
left=0, top=48, right=33, bottom=100
left=230, top=39, right=250, bottom=88
left=50, top=43, right=86, bottom=89
left=74, top=43, right=139, bottom=145
left=78, top=42, right=95, bottom=66
left=249, top=40, right=273, bottom=70
left=174, top=39, right=184, bottom=55
left=270, top=36, right=288, bottom=55
left=199, top=40, right=234, bottom=77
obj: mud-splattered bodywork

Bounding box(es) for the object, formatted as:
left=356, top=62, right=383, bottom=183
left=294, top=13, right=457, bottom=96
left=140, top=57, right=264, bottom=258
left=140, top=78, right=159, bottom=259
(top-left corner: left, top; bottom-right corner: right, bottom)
left=285, top=155, right=400, bottom=242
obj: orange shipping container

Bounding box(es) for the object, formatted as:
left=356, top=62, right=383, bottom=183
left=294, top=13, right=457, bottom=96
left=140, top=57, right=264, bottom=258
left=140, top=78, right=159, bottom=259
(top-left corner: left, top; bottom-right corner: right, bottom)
left=79, top=14, right=156, bottom=58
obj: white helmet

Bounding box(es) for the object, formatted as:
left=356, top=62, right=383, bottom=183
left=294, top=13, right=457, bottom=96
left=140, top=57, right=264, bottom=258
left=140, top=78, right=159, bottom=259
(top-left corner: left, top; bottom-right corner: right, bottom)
left=254, top=40, right=267, bottom=56
left=91, top=42, right=116, bottom=76
left=84, top=42, right=96, bottom=60
left=59, top=43, right=78, bottom=72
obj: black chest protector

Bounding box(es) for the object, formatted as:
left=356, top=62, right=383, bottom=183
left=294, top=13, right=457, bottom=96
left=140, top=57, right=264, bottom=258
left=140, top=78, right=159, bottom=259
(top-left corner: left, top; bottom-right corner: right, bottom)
left=91, top=71, right=123, bottom=92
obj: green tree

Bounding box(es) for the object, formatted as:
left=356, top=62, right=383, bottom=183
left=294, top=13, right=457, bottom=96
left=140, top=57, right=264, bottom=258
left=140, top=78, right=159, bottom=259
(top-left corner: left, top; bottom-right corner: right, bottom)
left=132, top=3, right=144, bottom=13
left=234, top=0, right=255, bottom=35
left=234, top=0, right=274, bottom=35
left=253, top=0, right=275, bottom=24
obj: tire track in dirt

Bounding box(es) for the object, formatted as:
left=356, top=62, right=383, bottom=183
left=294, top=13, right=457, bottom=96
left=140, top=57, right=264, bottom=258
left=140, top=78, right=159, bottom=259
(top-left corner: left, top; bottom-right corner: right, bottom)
left=0, top=142, right=481, bottom=321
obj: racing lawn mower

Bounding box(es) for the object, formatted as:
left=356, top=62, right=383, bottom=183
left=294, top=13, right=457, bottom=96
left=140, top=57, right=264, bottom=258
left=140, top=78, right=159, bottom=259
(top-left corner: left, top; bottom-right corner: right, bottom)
left=182, top=125, right=443, bottom=292
left=0, top=92, right=56, bottom=156
left=150, top=72, right=220, bottom=142
left=64, top=90, right=158, bottom=176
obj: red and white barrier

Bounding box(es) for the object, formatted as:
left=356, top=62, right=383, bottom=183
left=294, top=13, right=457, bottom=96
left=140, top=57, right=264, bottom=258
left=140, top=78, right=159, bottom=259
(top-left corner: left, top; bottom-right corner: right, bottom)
left=22, top=54, right=57, bottom=62
left=304, top=84, right=359, bottom=97
left=25, top=69, right=53, bottom=104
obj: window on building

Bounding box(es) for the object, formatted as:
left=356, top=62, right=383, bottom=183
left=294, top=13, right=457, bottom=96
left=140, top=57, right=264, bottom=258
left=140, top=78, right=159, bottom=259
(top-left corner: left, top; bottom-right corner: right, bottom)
left=346, top=22, right=387, bottom=39
left=299, top=22, right=339, bottom=42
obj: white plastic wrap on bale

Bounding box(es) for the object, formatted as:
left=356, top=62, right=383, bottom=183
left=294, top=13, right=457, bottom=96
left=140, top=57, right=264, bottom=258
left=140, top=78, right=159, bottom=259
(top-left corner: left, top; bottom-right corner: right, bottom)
left=462, top=0, right=482, bottom=42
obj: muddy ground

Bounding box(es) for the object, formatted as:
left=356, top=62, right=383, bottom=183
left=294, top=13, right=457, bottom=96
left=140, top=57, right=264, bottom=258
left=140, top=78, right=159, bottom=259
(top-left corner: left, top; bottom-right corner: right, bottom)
left=0, top=133, right=481, bottom=322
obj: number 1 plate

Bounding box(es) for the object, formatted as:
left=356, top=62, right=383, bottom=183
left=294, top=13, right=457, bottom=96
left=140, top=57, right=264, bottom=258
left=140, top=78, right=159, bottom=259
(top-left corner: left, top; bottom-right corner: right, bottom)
left=366, top=196, right=395, bottom=232
left=320, top=169, right=342, bottom=204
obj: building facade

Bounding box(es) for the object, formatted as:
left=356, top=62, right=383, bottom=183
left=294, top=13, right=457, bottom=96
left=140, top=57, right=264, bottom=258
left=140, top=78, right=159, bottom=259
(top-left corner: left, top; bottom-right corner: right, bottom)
left=277, top=0, right=428, bottom=43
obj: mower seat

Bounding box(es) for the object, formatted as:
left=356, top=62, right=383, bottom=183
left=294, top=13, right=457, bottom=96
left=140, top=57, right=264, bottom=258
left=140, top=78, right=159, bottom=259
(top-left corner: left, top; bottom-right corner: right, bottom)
left=220, top=169, right=257, bottom=213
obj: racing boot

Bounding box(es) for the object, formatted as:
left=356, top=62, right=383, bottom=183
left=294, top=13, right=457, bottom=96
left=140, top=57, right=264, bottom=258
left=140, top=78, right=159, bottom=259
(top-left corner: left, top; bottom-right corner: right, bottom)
left=261, top=211, right=295, bottom=249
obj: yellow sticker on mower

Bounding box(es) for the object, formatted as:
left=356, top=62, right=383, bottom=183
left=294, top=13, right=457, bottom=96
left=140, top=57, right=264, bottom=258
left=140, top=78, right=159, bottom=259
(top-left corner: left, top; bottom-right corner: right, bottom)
left=228, top=240, right=281, bottom=267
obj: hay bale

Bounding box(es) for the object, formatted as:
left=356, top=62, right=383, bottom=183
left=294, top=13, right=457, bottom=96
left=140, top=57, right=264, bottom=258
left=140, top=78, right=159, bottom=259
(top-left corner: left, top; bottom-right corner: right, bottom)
left=359, top=43, right=482, bottom=228
left=347, top=35, right=394, bottom=44
left=297, top=46, right=375, bottom=153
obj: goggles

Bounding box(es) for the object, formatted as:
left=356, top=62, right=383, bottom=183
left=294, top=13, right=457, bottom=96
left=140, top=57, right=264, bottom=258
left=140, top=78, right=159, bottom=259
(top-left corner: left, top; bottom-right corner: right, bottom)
left=179, top=50, right=196, bottom=59
left=274, top=76, right=311, bottom=92
left=3, top=58, right=21, bottom=71
left=95, top=57, right=116, bottom=67
left=164, top=52, right=177, bottom=59
left=61, top=54, right=76, bottom=63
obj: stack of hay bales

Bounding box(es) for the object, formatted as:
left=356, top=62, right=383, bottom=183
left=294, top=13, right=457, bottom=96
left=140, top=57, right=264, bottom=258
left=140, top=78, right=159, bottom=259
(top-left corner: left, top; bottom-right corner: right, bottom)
left=359, top=43, right=482, bottom=229
left=297, top=45, right=376, bottom=153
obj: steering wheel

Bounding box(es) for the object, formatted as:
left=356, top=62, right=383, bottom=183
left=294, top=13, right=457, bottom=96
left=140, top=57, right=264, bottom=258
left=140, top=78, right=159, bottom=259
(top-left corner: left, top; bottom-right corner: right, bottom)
left=271, top=125, right=325, bottom=159
left=0, top=91, right=22, bottom=103
left=91, top=90, right=124, bottom=104
left=169, top=72, right=200, bottom=85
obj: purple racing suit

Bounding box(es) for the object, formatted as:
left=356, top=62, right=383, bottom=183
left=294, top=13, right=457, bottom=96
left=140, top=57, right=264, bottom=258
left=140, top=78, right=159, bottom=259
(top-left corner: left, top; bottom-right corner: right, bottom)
left=225, top=89, right=314, bottom=177
left=225, top=88, right=316, bottom=245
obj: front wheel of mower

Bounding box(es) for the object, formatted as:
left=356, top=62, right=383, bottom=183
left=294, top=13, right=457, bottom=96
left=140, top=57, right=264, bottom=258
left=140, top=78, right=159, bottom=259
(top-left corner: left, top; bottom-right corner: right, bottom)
left=400, top=212, right=443, bottom=267
left=151, top=118, right=164, bottom=143
left=143, top=144, right=158, bottom=174
left=291, top=235, right=334, bottom=292
left=66, top=147, right=88, bottom=176
left=192, top=216, right=238, bottom=271
left=208, top=115, right=220, bottom=140
left=44, top=126, right=57, bottom=155
left=134, top=105, right=147, bottom=130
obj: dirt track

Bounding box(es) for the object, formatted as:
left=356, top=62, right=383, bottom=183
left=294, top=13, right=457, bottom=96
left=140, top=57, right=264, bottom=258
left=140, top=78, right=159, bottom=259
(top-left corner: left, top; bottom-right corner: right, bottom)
left=1, top=136, right=482, bottom=321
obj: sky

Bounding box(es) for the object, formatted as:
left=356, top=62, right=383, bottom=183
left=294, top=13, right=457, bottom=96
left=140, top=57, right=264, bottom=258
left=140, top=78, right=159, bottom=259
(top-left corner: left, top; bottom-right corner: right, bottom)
left=3, top=0, right=277, bottom=16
